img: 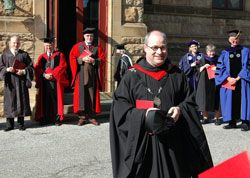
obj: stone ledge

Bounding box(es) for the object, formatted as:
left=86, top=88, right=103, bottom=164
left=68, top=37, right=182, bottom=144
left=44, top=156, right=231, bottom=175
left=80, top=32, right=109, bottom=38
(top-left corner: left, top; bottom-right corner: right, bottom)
left=0, top=16, right=34, bottom=22
left=144, top=4, right=250, bottom=20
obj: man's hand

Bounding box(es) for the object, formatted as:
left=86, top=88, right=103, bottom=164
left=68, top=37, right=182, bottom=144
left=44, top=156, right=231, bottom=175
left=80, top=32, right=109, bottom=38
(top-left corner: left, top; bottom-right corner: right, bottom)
left=6, top=67, right=15, bottom=73
left=16, top=69, right=25, bottom=76
left=200, top=64, right=210, bottom=72
left=191, top=61, right=197, bottom=67
left=44, top=73, right=53, bottom=80
left=227, top=77, right=237, bottom=85
left=83, top=56, right=95, bottom=63
left=168, top=106, right=181, bottom=122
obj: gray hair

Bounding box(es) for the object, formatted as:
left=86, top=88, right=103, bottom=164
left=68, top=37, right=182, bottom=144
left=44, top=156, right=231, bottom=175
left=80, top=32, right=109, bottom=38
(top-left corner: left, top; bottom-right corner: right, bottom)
left=206, top=44, right=216, bottom=53
left=144, top=30, right=168, bottom=45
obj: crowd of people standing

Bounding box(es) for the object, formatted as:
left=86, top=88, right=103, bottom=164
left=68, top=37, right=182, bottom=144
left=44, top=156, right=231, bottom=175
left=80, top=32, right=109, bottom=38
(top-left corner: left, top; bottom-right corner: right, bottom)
left=0, top=27, right=105, bottom=131
left=0, top=28, right=249, bottom=135
left=179, top=30, right=250, bottom=132
left=0, top=28, right=249, bottom=177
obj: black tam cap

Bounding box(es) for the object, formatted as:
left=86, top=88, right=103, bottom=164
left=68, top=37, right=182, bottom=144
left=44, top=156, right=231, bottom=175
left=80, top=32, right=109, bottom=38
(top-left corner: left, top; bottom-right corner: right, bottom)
left=227, top=30, right=241, bottom=38
left=115, top=44, right=125, bottom=50
left=42, top=37, right=54, bottom=43
left=82, top=27, right=96, bottom=34
left=187, top=40, right=200, bottom=47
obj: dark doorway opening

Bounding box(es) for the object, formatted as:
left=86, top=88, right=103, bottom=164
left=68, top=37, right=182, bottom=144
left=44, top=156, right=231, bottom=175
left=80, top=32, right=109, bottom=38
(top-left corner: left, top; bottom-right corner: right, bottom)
left=58, top=1, right=76, bottom=94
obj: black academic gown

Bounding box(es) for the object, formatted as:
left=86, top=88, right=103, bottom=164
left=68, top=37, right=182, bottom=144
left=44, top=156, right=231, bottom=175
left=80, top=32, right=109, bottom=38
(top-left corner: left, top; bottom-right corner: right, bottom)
left=0, top=49, right=34, bottom=118
left=110, top=58, right=213, bottom=178
left=196, top=56, right=220, bottom=112
left=114, top=54, right=132, bottom=86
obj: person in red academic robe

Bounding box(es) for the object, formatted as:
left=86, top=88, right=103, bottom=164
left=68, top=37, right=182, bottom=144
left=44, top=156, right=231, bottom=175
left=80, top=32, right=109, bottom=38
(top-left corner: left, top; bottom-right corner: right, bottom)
left=34, top=38, right=68, bottom=126
left=69, top=27, right=105, bottom=126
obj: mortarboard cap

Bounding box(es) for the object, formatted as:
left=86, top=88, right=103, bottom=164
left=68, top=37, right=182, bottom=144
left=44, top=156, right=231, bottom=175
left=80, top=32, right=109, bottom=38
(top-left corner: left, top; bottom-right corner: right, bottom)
left=42, top=37, right=54, bottom=43
left=187, top=40, right=200, bottom=47
left=227, top=30, right=241, bottom=38
left=115, top=44, right=125, bottom=50
left=82, top=27, right=96, bottom=34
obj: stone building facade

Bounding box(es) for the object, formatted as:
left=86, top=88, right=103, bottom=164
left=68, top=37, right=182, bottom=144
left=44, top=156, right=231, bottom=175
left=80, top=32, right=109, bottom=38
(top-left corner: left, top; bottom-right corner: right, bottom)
left=0, top=0, right=250, bottom=117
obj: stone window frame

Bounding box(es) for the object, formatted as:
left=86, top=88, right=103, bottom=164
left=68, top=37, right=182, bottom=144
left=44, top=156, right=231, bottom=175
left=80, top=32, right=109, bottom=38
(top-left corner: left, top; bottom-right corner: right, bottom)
left=212, top=0, right=243, bottom=10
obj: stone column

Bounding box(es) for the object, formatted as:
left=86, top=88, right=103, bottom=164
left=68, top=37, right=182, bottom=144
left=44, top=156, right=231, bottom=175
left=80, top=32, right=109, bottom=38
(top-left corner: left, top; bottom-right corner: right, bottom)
left=109, top=0, right=147, bottom=91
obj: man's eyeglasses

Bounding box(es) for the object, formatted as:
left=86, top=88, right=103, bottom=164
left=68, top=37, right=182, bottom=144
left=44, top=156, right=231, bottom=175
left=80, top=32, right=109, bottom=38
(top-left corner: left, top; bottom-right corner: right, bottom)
left=146, top=45, right=167, bottom=52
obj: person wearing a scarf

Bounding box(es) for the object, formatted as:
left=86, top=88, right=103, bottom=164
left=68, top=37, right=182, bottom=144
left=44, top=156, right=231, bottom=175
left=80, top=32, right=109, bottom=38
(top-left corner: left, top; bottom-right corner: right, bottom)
left=110, top=30, right=213, bottom=178
left=215, top=30, right=250, bottom=131
left=196, top=44, right=221, bottom=125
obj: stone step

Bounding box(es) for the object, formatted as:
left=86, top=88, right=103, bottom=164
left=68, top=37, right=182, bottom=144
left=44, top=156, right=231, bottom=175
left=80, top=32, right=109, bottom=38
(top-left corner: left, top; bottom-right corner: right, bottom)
left=64, top=99, right=112, bottom=114
left=63, top=110, right=110, bottom=121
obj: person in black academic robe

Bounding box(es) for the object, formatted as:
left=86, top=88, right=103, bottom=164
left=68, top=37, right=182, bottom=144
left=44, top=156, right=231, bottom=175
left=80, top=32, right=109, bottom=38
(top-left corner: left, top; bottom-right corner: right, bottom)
left=114, top=44, right=133, bottom=87
left=196, top=44, right=221, bottom=125
left=179, top=40, right=203, bottom=95
left=0, top=36, right=34, bottom=131
left=110, top=30, right=213, bottom=178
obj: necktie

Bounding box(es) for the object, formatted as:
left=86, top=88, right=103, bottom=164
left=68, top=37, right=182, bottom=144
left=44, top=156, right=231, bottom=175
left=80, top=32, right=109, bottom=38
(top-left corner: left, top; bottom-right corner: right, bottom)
left=48, top=53, right=51, bottom=59
left=14, top=51, right=16, bottom=56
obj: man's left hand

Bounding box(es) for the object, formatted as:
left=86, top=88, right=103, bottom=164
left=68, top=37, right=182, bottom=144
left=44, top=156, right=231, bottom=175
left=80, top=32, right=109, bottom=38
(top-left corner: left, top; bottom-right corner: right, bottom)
left=84, top=56, right=95, bottom=63
left=168, top=106, right=181, bottom=122
left=16, top=69, right=25, bottom=76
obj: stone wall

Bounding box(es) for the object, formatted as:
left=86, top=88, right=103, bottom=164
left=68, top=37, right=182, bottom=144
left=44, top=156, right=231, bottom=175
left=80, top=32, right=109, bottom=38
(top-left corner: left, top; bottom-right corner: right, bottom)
left=144, top=1, right=250, bottom=65
left=109, top=0, right=147, bottom=91
left=0, top=0, right=46, bottom=118
left=0, top=0, right=33, bottom=17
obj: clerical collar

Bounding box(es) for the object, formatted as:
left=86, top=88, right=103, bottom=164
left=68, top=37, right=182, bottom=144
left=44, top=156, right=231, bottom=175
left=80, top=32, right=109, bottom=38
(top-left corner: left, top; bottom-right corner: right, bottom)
left=136, top=57, right=169, bottom=72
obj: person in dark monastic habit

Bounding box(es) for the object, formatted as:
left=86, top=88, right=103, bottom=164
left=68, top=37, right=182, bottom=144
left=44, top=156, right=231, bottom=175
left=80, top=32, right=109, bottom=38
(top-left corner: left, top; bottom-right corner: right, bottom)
left=34, top=37, right=69, bottom=126
left=215, top=30, right=250, bottom=131
left=196, top=44, right=221, bottom=125
left=69, top=27, right=105, bottom=126
left=179, top=40, right=203, bottom=95
left=0, top=36, right=34, bottom=131
left=114, top=44, right=133, bottom=87
left=110, top=30, right=213, bottom=178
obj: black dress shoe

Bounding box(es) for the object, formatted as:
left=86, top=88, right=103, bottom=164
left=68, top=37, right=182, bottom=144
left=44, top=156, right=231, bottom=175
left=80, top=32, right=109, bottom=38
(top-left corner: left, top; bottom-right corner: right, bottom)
left=4, top=127, right=14, bottom=132
left=201, top=119, right=209, bottom=125
left=215, top=119, right=221, bottom=126
left=19, top=125, right=26, bottom=131
left=223, top=123, right=237, bottom=129
left=55, top=121, right=62, bottom=126
left=241, top=123, right=249, bottom=131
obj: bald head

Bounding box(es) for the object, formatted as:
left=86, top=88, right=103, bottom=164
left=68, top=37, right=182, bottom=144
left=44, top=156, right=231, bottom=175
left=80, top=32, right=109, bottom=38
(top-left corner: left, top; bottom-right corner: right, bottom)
left=9, top=36, right=20, bottom=50
left=144, top=30, right=167, bottom=46
left=144, top=30, right=168, bottom=67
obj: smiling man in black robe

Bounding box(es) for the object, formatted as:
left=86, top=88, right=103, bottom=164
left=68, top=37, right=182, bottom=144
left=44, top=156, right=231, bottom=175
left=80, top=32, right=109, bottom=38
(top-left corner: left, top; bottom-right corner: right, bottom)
left=0, top=36, right=34, bottom=131
left=110, top=30, right=213, bottom=178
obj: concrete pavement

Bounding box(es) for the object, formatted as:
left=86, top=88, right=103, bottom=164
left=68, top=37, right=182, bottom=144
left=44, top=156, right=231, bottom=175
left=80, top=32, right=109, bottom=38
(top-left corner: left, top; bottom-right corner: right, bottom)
left=0, top=117, right=250, bottom=178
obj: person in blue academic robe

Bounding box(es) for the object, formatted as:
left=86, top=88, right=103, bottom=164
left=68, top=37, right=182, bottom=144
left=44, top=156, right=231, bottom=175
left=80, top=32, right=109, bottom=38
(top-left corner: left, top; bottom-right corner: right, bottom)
left=179, top=40, right=203, bottom=95
left=215, top=30, right=250, bottom=131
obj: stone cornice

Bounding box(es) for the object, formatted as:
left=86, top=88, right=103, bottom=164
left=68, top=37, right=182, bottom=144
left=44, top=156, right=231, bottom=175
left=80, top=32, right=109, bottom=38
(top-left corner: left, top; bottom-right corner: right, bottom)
left=0, top=16, right=34, bottom=22
left=144, top=4, right=250, bottom=20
